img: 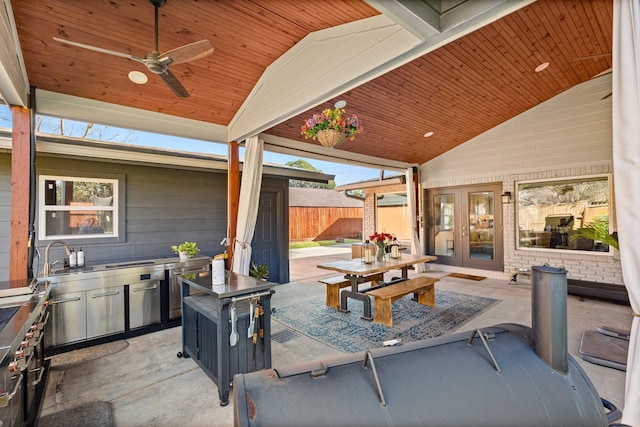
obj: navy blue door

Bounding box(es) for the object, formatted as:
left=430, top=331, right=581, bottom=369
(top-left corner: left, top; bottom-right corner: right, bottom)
left=251, top=191, right=279, bottom=282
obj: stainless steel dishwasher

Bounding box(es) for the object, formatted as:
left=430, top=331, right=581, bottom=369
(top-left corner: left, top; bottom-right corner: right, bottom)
left=164, top=256, right=212, bottom=319
left=128, top=264, right=164, bottom=329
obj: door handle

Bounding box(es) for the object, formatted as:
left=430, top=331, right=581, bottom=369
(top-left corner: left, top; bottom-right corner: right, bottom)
left=50, top=296, right=82, bottom=304
left=133, top=284, right=158, bottom=292
left=91, top=290, right=120, bottom=298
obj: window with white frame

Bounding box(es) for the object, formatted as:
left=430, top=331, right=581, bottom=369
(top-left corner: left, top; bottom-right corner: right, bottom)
left=516, top=175, right=612, bottom=252
left=39, top=175, right=118, bottom=240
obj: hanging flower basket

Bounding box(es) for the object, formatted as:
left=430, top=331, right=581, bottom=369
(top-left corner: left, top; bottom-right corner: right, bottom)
left=300, top=107, right=363, bottom=148
left=316, top=129, right=347, bottom=148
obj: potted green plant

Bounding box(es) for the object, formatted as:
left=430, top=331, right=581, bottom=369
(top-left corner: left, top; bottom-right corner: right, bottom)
left=571, top=215, right=619, bottom=250
left=249, top=261, right=269, bottom=280
left=171, top=241, right=200, bottom=261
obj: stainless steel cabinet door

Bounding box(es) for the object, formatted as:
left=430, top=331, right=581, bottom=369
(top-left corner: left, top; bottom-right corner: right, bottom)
left=129, top=282, right=161, bottom=329
left=46, top=291, right=87, bottom=346
left=86, top=286, right=125, bottom=339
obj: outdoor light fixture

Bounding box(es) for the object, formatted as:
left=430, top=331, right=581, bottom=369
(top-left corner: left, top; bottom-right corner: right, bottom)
left=535, top=62, right=550, bottom=73
left=501, top=191, right=512, bottom=204
left=334, top=100, right=347, bottom=108
left=424, top=131, right=434, bottom=137
left=128, top=70, right=149, bottom=84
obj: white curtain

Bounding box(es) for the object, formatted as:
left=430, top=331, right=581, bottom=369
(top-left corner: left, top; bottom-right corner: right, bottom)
left=406, top=167, right=426, bottom=273
left=613, top=0, right=640, bottom=424
left=231, top=136, right=264, bottom=275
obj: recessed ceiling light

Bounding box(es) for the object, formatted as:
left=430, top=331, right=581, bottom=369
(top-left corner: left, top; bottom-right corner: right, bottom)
left=424, top=131, right=434, bottom=137
left=334, top=100, right=347, bottom=108
left=535, top=62, right=550, bottom=73
left=128, top=71, right=149, bottom=84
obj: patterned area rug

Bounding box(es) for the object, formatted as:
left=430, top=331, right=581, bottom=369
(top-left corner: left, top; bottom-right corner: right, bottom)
left=272, top=290, right=500, bottom=353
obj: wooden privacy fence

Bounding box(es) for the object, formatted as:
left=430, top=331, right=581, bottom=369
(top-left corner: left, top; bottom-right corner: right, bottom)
left=289, top=207, right=362, bottom=242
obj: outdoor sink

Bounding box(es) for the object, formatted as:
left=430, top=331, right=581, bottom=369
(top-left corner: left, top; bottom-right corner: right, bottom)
left=105, top=261, right=155, bottom=269
left=51, top=266, right=95, bottom=275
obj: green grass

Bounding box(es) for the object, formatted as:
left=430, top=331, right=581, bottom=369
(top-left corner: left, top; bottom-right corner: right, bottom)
left=289, top=238, right=361, bottom=249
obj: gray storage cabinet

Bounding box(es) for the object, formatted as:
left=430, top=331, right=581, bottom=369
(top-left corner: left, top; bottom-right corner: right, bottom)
left=179, top=272, right=273, bottom=406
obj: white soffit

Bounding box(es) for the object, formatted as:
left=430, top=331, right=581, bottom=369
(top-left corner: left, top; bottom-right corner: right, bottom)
left=0, top=0, right=29, bottom=106
left=35, top=89, right=228, bottom=143
left=260, top=133, right=413, bottom=173
left=228, top=15, right=422, bottom=142
left=229, top=0, right=535, bottom=143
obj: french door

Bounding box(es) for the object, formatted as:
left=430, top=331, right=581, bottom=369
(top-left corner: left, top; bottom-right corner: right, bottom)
left=426, top=183, right=503, bottom=271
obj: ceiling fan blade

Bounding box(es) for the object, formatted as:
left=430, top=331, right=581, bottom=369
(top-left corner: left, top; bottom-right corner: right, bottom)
left=159, top=69, right=189, bottom=97
left=575, top=53, right=612, bottom=61
left=160, top=40, right=214, bottom=66
left=53, top=37, right=144, bottom=63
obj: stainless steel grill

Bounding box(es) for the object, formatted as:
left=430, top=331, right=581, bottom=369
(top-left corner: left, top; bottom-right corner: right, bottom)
left=233, top=266, right=622, bottom=426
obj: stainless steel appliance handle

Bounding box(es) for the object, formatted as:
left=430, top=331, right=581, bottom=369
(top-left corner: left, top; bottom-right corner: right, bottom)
left=37, top=310, right=50, bottom=329
left=51, top=296, right=82, bottom=304
left=133, top=284, right=158, bottom=292
left=30, top=366, right=46, bottom=386
left=91, top=290, right=120, bottom=298
left=0, top=373, right=23, bottom=408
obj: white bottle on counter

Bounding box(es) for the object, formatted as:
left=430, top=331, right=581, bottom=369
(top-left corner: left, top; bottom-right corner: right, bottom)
left=77, top=247, right=85, bottom=267
left=69, top=248, right=77, bottom=267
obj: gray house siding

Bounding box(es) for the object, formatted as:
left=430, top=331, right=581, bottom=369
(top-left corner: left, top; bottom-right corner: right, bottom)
left=32, top=155, right=228, bottom=274
left=1, top=151, right=290, bottom=281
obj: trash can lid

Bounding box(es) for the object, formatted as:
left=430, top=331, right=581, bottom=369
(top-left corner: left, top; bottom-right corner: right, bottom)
left=532, top=265, right=567, bottom=274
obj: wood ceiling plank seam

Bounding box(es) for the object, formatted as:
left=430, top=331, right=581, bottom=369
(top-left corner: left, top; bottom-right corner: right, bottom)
left=446, top=31, right=540, bottom=106
left=418, top=48, right=520, bottom=115
left=555, top=2, right=607, bottom=80
left=369, top=73, right=504, bottom=127
left=488, top=17, right=552, bottom=90
left=578, top=0, right=613, bottom=76
left=29, top=3, right=154, bottom=48
left=591, top=0, right=614, bottom=49
left=502, top=13, right=569, bottom=98
left=518, top=8, right=579, bottom=91
left=541, top=1, right=596, bottom=83
left=471, top=24, right=551, bottom=105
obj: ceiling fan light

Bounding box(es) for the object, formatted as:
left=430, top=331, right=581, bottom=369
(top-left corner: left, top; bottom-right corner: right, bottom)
left=128, top=71, right=149, bottom=84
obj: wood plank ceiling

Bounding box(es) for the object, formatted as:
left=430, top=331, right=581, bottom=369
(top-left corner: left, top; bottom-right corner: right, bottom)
left=11, top=0, right=613, bottom=166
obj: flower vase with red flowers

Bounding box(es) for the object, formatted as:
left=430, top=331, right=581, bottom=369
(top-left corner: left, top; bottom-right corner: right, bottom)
left=369, top=232, right=394, bottom=262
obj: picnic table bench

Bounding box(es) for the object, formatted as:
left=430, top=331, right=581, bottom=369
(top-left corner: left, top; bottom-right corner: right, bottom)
left=365, top=276, right=439, bottom=326
left=320, top=273, right=384, bottom=309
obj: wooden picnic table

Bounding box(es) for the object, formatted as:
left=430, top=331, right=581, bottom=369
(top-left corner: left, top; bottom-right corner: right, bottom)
left=317, top=253, right=437, bottom=320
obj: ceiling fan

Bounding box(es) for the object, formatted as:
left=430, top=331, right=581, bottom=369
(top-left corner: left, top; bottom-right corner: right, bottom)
left=53, top=0, right=213, bottom=97
left=574, top=53, right=612, bottom=100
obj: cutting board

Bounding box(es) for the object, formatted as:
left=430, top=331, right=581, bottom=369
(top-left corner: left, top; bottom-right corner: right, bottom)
left=0, top=287, right=34, bottom=298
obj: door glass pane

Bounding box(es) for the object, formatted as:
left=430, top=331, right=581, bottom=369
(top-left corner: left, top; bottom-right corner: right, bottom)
left=433, top=194, right=454, bottom=256
left=468, top=192, right=494, bottom=260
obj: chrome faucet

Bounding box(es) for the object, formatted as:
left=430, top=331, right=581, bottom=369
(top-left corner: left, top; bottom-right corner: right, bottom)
left=43, top=240, right=71, bottom=277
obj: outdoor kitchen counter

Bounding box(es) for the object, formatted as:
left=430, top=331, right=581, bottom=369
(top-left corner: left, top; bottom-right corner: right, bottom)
left=178, top=269, right=274, bottom=298
left=177, top=270, right=275, bottom=406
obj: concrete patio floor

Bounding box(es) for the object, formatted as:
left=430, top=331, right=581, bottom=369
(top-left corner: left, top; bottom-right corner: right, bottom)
left=38, top=246, right=632, bottom=426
